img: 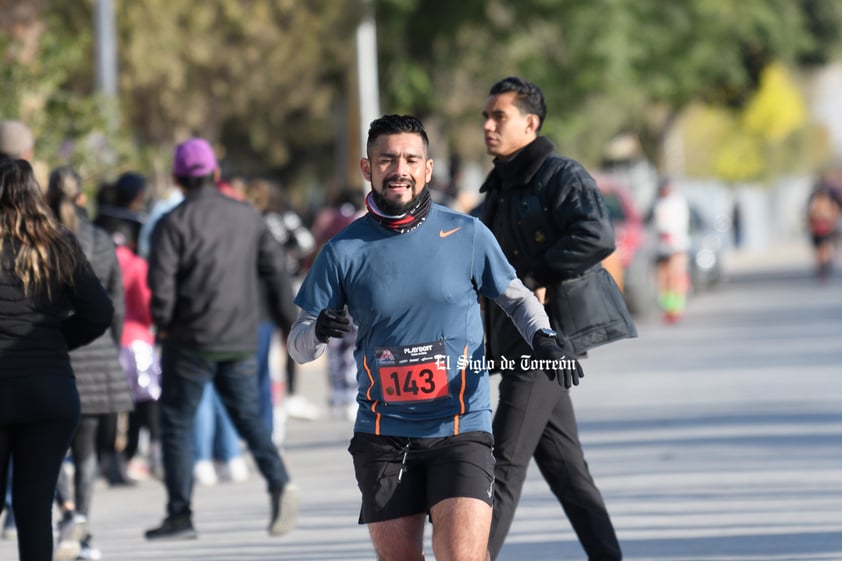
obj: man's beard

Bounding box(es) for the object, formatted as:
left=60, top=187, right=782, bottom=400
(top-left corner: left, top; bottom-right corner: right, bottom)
left=371, top=182, right=424, bottom=215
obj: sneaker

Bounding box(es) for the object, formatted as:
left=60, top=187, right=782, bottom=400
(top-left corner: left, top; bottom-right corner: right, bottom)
left=144, top=514, right=197, bottom=540
left=54, top=513, right=86, bottom=561
left=663, top=311, right=683, bottom=324
left=193, top=459, right=218, bottom=486
left=268, top=483, right=298, bottom=536
left=126, top=457, right=151, bottom=481
left=77, top=534, right=102, bottom=560
left=284, top=395, right=321, bottom=421
left=53, top=539, right=81, bottom=561
left=221, top=457, right=250, bottom=483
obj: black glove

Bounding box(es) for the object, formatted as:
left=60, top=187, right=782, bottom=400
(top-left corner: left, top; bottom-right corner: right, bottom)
left=315, top=307, right=352, bottom=343
left=531, top=330, right=584, bottom=389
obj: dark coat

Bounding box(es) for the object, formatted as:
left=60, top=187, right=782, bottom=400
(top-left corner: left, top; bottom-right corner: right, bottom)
left=0, top=233, right=114, bottom=380
left=147, top=185, right=295, bottom=353
left=69, top=216, right=133, bottom=415
left=479, top=136, right=634, bottom=359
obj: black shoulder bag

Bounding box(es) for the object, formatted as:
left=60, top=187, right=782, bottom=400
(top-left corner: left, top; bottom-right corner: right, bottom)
left=532, top=164, right=637, bottom=357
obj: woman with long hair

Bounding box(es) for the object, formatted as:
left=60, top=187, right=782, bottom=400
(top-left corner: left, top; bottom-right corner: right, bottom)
left=0, top=158, right=113, bottom=561
left=45, top=166, right=132, bottom=561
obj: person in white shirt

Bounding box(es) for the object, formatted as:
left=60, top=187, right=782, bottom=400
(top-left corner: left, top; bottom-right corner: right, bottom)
left=652, top=178, right=690, bottom=322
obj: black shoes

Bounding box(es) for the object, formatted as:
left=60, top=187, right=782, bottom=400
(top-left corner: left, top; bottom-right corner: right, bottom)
left=144, top=513, right=197, bottom=540
left=269, top=483, right=299, bottom=536
left=144, top=485, right=297, bottom=541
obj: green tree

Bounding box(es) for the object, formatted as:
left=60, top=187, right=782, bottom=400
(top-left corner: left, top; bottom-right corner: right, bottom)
left=2, top=0, right=359, bottom=193
left=4, top=0, right=842, bottom=196
left=373, top=0, right=842, bottom=172
left=0, top=1, right=126, bottom=188
left=117, top=0, right=358, bottom=185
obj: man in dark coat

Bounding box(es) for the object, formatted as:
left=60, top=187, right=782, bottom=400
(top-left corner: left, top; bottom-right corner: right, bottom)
left=479, top=77, right=635, bottom=561
left=145, top=138, right=297, bottom=540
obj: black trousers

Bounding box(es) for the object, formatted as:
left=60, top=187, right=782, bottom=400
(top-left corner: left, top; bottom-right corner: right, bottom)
left=124, top=400, right=160, bottom=460
left=159, top=343, right=290, bottom=517
left=489, top=369, right=621, bottom=561
left=54, top=414, right=109, bottom=517
left=0, top=375, right=80, bottom=561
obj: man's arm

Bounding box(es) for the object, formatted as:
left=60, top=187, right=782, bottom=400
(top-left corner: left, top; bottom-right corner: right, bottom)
left=491, top=277, right=551, bottom=344
left=536, top=164, right=615, bottom=283
left=146, top=218, right=179, bottom=332
left=491, top=277, right=584, bottom=388
left=287, top=309, right=327, bottom=363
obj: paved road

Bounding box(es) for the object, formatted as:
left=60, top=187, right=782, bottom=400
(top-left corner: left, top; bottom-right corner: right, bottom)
left=500, top=245, right=842, bottom=561
left=2, top=243, right=841, bottom=561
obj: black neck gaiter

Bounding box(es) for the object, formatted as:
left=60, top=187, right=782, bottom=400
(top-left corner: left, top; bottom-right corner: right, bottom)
left=365, top=188, right=432, bottom=234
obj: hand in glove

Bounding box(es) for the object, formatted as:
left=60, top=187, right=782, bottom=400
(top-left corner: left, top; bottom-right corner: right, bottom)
left=315, top=307, right=352, bottom=343
left=531, top=329, right=584, bottom=389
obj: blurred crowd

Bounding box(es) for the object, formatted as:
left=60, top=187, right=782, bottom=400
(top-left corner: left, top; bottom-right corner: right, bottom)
left=0, top=119, right=430, bottom=560
left=0, top=109, right=491, bottom=560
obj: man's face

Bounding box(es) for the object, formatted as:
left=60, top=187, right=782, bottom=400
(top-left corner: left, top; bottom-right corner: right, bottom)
left=361, top=132, right=433, bottom=213
left=482, top=91, right=538, bottom=159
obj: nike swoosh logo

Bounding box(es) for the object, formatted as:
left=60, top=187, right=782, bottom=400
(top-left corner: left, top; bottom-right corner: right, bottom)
left=439, top=227, right=462, bottom=238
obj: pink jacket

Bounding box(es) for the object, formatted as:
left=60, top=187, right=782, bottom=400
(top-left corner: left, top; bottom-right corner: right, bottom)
left=116, top=245, right=154, bottom=346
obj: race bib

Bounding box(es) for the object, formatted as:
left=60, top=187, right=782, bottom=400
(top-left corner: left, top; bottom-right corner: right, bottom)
left=375, top=340, right=449, bottom=403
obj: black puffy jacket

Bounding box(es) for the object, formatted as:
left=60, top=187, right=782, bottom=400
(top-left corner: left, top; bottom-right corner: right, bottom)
left=69, top=216, right=133, bottom=415
left=0, top=233, right=113, bottom=380
left=479, top=136, right=616, bottom=361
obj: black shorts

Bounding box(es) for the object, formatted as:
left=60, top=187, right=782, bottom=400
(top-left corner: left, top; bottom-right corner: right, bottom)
left=348, top=431, right=495, bottom=524
left=812, top=231, right=837, bottom=247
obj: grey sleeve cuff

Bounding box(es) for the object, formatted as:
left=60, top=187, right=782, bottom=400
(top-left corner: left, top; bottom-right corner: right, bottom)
left=288, top=309, right=327, bottom=363
left=490, top=278, right=553, bottom=347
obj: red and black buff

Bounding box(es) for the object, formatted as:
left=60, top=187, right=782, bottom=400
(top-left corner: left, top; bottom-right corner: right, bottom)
left=365, top=188, right=432, bottom=234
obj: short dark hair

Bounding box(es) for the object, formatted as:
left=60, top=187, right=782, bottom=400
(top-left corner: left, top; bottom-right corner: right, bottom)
left=173, top=172, right=215, bottom=191
left=366, top=114, right=429, bottom=157
left=489, top=77, right=547, bottom=131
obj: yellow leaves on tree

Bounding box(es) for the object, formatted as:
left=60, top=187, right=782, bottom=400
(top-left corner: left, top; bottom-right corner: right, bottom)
left=680, top=63, right=809, bottom=182
left=742, top=63, right=806, bottom=143
left=714, top=133, right=764, bottom=182
left=715, top=63, right=807, bottom=181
